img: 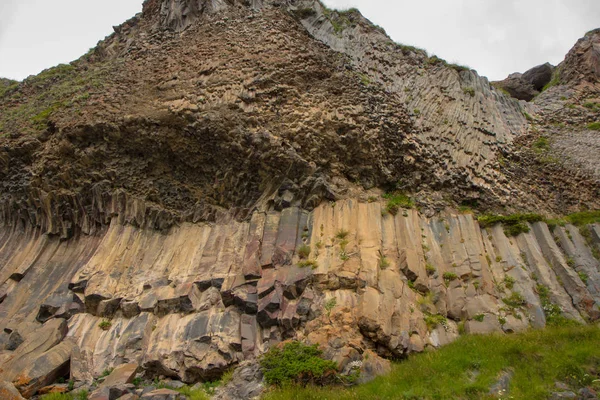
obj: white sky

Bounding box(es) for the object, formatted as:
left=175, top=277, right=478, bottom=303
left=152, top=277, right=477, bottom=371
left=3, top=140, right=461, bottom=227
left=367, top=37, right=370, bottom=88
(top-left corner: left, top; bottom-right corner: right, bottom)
left=0, top=0, right=598, bottom=81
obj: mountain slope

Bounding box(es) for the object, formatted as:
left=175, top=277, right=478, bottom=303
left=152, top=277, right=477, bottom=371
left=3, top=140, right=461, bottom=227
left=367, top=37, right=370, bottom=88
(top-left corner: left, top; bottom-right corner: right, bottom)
left=0, top=1, right=599, bottom=399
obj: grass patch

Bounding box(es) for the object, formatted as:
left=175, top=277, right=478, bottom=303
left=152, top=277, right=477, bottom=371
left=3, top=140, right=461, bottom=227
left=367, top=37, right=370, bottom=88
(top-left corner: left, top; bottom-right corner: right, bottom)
left=443, top=272, right=458, bottom=284
left=477, top=213, right=544, bottom=237
left=40, top=392, right=89, bottom=400
left=541, top=69, right=561, bottom=92
left=463, top=87, right=475, bottom=97
left=260, top=341, right=339, bottom=386
left=587, top=122, right=600, bottom=131
left=263, top=325, right=600, bottom=400
left=98, top=320, right=112, bottom=331
left=298, top=260, right=319, bottom=269
left=424, top=313, right=447, bottom=330
left=297, top=244, right=311, bottom=259
left=383, top=192, right=414, bottom=215
left=335, top=229, right=349, bottom=240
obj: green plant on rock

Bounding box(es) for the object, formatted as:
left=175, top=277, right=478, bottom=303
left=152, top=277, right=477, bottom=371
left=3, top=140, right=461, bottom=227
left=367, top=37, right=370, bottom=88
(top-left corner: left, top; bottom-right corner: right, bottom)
left=426, top=263, right=436, bottom=276
left=298, top=260, right=319, bottom=269
left=587, top=122, right=600, bottom=131
left=335, top=229, right=349, bottom=240
left=536, top=284, right=578, bottom=327
left=462, top=87, right=475, bottom=97
left=324, top=297, right=337, bottom=317
left=503, top=275, right=516, bottom=290
left=98, top=320, right=112, bottom=331
left=473, top=314, right=485, bottom=322
left=478, top=213, right=544, bottom=237
left=383, top=192, right=414, bottom=215
left=502, top=291, right=526, bottom=310
left=578, top=271, right=589, bottom=285
left=297, top=244, right=311, bottom=259
left=378, top=250, right=390, bottom=269
left=424, top=313, right=447, bottom=331
left=260, top=341, right=339, bottom=386
left=443, top=272, right=458, bottom=284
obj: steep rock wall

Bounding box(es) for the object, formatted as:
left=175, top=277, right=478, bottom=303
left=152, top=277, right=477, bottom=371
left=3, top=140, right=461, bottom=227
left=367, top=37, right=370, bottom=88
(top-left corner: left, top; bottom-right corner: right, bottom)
left=1, top=200, right=599, bottom=387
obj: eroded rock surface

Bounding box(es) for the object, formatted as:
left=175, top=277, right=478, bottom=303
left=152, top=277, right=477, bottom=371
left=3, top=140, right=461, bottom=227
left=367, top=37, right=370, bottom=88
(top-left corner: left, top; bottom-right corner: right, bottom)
left=1, top=200, right=599, bottom=397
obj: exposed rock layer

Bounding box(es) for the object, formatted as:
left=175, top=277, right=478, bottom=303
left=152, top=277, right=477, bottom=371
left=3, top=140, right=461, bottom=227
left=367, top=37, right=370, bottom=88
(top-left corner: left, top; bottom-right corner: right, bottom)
left=1, top=200, right=599, bottom=395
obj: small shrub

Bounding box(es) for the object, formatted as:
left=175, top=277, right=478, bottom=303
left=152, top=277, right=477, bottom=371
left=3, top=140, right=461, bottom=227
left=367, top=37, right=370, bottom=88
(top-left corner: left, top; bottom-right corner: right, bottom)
left=100, top=368, right=114, bottom=378
left=578, top=271, right=589, bottom=285
left=463, top=87, right=475, bottom=97
left=335, top=229, right=349, bottom=240
left=565, top=257, right=575, bottom=267
left=473, top=314, right=485, bottom=322
left=298, top=260, right=318, bottom=269
left=339, top=250, right=350, bottom=261
left=221, top=368, right=235, bottom=386
left=503, top=275, right=516, bottom=290
left=378, top=251, right=390, bottom=269
left=324, top=298, right=337, bottom=316
left=502, top=292, right=526, bottom=309
left=260, top=341, right=339, bottom=386
left=443, top=272, right=458, bottom=283
left=426, top=264, right=436, bottom=276
left=498, top=316, right=507, bottom=325
left=98, top=320, right=112, bottom=331
left=383, top=192, right=414, bottom=215
left=297, top=245, right=311, bottom=259
left=587, top=122, right=600, bottom=131
left=424, top=313, right=447, bottom=330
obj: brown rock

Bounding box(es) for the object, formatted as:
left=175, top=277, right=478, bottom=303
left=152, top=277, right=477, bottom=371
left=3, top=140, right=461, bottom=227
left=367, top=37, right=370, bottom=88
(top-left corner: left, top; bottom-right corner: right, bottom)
left=0, top=381, right=25, bottom=400
left=13, top=339, right=75, bottom=398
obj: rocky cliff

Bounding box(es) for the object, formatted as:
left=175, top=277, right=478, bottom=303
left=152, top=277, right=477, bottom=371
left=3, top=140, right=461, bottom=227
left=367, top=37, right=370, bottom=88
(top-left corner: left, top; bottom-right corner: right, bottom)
left=0, top=0, right=599, bottom=398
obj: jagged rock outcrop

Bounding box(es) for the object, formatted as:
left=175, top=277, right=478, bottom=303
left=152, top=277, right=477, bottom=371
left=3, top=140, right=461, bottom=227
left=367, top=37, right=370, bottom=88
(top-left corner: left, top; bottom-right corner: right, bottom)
left=0, top=0, right=599, bottom=397
left=493, top=63, right=555, bottom=101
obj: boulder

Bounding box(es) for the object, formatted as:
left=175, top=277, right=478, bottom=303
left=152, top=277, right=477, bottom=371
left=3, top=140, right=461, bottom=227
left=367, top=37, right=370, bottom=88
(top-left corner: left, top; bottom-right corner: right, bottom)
left=13, top=339, right=75, bottom=398
left=0, top=381, right=25, bottom=400
left=101, top=363, right=139, bottom=388
left=522, top=63, right=555, bottom=91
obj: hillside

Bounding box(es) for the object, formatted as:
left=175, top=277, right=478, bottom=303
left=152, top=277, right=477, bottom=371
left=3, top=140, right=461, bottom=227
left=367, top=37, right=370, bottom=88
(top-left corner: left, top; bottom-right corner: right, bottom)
left=0, top=1, right=599, bottom=399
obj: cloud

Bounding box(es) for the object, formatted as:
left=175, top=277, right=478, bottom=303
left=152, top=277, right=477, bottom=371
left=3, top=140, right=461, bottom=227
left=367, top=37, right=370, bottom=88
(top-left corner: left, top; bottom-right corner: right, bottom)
left=0, top=0, right=20, bottom=42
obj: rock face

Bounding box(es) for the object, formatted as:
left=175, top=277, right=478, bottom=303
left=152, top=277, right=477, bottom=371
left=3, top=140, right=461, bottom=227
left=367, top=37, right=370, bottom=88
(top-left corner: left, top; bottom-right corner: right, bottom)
left=493, top=63, right=555, bottom=101
left=1, top=199, right=599, bottom=396
left=0, top=0, right=599, bottom=397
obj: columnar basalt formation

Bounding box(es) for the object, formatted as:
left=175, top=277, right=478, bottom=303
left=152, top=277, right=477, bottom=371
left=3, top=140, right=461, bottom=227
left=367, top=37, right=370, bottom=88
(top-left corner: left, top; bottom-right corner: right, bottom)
left=0, top=0, right=599, bottom=397
left=1, top=201, right=599, bottom=394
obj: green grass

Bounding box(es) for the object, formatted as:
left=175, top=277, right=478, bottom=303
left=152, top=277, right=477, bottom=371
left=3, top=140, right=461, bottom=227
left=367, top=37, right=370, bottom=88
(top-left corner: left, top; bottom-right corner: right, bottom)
left=383, top=192, right=414, bottom=215
left=260, top=341, right=339, bottom=386
left=541, top=69, right=561, bottom=92
left=262, top=325, right=600, bottom=400
left=40, top=391, right=88, bottom=400
left=587, top=122, right=600, bottom=131
left=477, top=213, right=544, bottom=237
left=297, top=244, right=311, bottom=259
left=463, top=87, right=475, bottom=97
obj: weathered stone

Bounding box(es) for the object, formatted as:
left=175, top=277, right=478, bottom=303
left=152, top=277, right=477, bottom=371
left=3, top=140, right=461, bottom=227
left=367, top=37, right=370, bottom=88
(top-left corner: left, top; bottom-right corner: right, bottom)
left=101, top=364, right=139, bottom=388
left=0, top=381, right=25, bottom=400
left=13, top=339, right=75, bottom=398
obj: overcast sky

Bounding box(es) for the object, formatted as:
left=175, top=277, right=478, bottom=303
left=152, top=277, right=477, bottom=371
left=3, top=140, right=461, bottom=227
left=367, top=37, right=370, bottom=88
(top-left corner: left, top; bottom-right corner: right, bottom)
left=0, top=0, right=598, bottom=81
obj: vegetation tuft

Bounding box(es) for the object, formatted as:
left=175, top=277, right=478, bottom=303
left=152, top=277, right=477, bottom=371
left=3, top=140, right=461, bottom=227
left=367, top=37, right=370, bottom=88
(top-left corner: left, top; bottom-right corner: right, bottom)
left=263, top=325, right=600, bottom=400
left=587, top=122, right=600, bottom=131
left=383, top=192, right=414, bottom=215
left=260, top=341, right=339, bottom=386
left=477, top=213, right=544, bottom=237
